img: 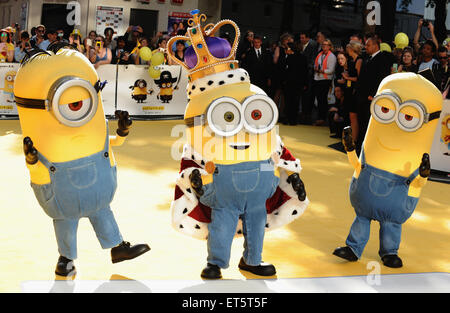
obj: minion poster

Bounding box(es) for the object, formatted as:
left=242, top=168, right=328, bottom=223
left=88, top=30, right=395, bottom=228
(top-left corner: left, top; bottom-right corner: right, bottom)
left=430, top=99, right=450, bottom=174
left=116, top=64, right=188, bottom=116
left=0, top=63, right=19, bottom=115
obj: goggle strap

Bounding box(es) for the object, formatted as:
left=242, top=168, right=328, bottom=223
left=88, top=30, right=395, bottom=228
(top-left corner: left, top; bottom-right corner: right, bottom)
left=14, top=96, right=47, bottom=110
left=185, top=114, right=206, bottom=127
left=427, top=111, right=441, bottom=123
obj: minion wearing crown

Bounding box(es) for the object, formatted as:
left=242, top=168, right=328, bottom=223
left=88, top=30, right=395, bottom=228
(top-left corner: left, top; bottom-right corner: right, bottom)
left=168, top=10, right=309, bottom=279
left=333, top=73, right=443, bottom=268
left=14, top=48, right=150, bottom=277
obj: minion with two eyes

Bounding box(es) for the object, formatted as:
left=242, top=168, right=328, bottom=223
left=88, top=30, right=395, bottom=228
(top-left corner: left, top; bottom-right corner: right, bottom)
left=333, top=73, right=443, bottom=268
left=14, top=48, right=150, bottom=277
left=168, top=10, right=309, bottom=279
left=154, top=70, right=178, bottom=103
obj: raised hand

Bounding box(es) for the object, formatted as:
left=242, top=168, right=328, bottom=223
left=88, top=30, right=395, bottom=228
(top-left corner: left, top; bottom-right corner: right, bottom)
left=342, top=126, right=356, bottom=152
left=189, top=169, right=204, bottom=197
left=23, top=137, right=38, bottom=165
left=115, top=110, right=132, bottom=137
left=287, top=173, right=306, bottom=201
left=419, top=153, right=431, bottom=178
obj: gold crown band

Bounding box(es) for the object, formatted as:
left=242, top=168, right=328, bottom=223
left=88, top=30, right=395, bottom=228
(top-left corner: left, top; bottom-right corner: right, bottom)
left=188, top=61, right=239, bottom=82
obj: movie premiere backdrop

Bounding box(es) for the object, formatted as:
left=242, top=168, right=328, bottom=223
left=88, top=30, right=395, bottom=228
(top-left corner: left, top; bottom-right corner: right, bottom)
left=0, top=63, right=187, bottom=117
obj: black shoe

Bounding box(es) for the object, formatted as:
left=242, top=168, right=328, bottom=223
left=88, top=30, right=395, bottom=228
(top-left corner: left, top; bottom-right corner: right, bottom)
left=55, top=256, right=76, bottom=277
left=333, top=246, right=358, bottom=261
left=111, top=241, right=151, bottom=264
left=201, top=263, right=222, bottom=279
left=381, top=255, right=403, bottom=268
left=238, top=257, right=276, bottom=276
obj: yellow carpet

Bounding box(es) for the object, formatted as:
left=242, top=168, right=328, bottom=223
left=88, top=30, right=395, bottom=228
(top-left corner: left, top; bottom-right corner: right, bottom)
left=0, top=120, right=449, bottom=292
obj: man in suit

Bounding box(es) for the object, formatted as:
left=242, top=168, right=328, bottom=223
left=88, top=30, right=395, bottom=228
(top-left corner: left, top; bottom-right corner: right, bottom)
left=241, top=35, right=272, bottom=95
left=299, top=31, right=318, bottom=124
left=355, top=36, right=393, bottom=152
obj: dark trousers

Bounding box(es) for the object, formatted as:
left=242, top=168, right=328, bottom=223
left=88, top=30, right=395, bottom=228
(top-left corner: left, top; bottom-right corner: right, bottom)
left=284, top=86, right=302, bottom=125
left=301, top=75, right=314, bottom=115
left=356, top=99, right=371, bottom=153
left=313, top=79, right=332, bottom=121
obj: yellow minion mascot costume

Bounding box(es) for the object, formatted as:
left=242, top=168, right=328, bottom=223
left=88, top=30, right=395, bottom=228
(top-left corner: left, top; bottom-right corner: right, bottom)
left=168, top=10, right=309, bottom=279
left=14, top=48, right=150, bottom=277
left=334, top=73, right=443, bottom=268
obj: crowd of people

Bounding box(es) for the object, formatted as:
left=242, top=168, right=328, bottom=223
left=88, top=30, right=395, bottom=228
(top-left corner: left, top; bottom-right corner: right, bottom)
left=0, top=20, right=190, bottom=67
left=237, top=19, right=450, bottom=152
left=1, top=19, right=449, bottom=150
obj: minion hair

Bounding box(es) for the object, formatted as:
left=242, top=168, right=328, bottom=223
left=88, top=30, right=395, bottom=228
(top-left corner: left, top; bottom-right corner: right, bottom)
left=20, top=48, right=52, bottom=67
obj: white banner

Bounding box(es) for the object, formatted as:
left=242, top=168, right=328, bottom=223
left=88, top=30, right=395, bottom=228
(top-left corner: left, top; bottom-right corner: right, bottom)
left=116, top=64, right=188, bottom=116
left=0, top=63, right=188, bottom=117
left=96, top=64, right=117, bottom=116
left=430, top=99, right=450, bottom=173
left=0, top=63, right=20, bottom=115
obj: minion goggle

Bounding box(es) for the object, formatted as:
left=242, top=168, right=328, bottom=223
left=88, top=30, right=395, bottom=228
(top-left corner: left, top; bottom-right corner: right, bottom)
left=15, top=76, right=105, bottom=127
left=370, top=90, right=441, bottom=132
left=185, top=94, right=278, bottom=137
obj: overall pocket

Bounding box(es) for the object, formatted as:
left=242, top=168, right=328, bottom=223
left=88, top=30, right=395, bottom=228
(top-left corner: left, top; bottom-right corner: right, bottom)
left=67, top=162, right=98, bottom=189
left=232, top=168, right=260, bottom=193
left=368, top=173, right=396, bottom=197
left=31, top=182, right=63, bottom=219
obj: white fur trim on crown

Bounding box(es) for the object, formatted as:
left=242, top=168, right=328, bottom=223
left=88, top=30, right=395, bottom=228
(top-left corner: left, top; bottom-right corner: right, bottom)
left=170, top=144, right=309, bottom=240
left=187, top=68, right=250, bottom=98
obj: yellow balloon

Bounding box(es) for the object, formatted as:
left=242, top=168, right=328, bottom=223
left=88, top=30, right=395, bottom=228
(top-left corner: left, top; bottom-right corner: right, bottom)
left=149, top=66, right=161, bottom=79
left=151, top=52, right=165, bottom=66
left=394, top=33, right=409, bottom=49
left=139, top=47, right=152, bottom=61
left=380, top=43, right=392, bottom=53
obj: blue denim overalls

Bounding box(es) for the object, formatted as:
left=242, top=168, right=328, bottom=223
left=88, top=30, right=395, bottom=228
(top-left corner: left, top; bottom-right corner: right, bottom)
left=346, top=149, right=420, bottom=258
left=199, top=159, right=280, bottom=269
left=30, top=124, right=123, bottom=260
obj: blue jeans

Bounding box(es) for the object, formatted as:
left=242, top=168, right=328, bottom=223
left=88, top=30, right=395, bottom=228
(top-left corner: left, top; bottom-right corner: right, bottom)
left=30, top=126, right=123, bottom=260
left=346, top=149, right=419, bottom=258
left=199, top=159, right=279, bottom=269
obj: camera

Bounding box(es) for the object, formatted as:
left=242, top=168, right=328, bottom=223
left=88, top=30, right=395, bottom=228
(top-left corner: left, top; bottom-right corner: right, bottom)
left=423, top=20, right=430, bottom=27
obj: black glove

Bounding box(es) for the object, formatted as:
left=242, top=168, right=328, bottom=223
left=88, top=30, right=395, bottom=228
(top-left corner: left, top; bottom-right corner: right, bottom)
left=342, top=126, right=356, bottom=152
left=287, top=173, right=306, bottom=201
left=23, top=137, right=38, bottom=165
left=419, top=153, right=431, bottom=178
left=189, top=169, right=204, bottom=197
left=115, top=110, right=132, bottom=137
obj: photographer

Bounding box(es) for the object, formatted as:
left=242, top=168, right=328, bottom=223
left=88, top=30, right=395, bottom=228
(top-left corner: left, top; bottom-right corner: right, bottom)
left=88, top=35, right=112, bottom=69
left=414, top=19, right=439, bottom=54
left=112, top=36, right=133, bottom=65
left=14, top=30, right=31, bottom=63
left=69, top=29, right=84, bottom=54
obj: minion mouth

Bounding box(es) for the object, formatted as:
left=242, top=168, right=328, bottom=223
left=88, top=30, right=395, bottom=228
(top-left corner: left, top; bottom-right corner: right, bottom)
left=230, top=143, right=250, bottom=150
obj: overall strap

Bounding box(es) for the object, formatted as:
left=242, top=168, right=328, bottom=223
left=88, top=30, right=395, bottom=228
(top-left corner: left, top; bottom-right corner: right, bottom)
left=360, top=148, right=366, bottom=166
left=103, top=121, right=110, bottom=152
left=35, top=150, right=52, bottom=169
left=406, top=167, right=421, bottom=185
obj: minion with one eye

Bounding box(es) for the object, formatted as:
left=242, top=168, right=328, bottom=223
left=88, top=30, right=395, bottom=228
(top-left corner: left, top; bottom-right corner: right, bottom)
left=333, top=73, right=443, bottom=268
left=130, top=79, right=150, bottom=103
left=154, top=70, right=178, bottom=103
left=168, top=10, right=309, bottom=279
left=14, top=48, right=150, bottom=277
left=1, top=70, right=15, bottom=102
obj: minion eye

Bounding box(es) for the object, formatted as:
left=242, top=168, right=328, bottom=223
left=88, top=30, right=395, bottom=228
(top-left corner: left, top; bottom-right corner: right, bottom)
left=373, top=103, right=396, bottom=122
left=242, top=95, right=278, bottom=134
left=6, top=75, right=13, bottom=82
left=162, top=83, right=167, bottom=88
left=207, top=97, right=243, bottom=137
left=59, top=98, right=92, bottom=121
left=446, top=119, right=450, bottom=130
left=398, top=112, right=420, bottom=130
left=167, top=83, right=172, bottom=87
